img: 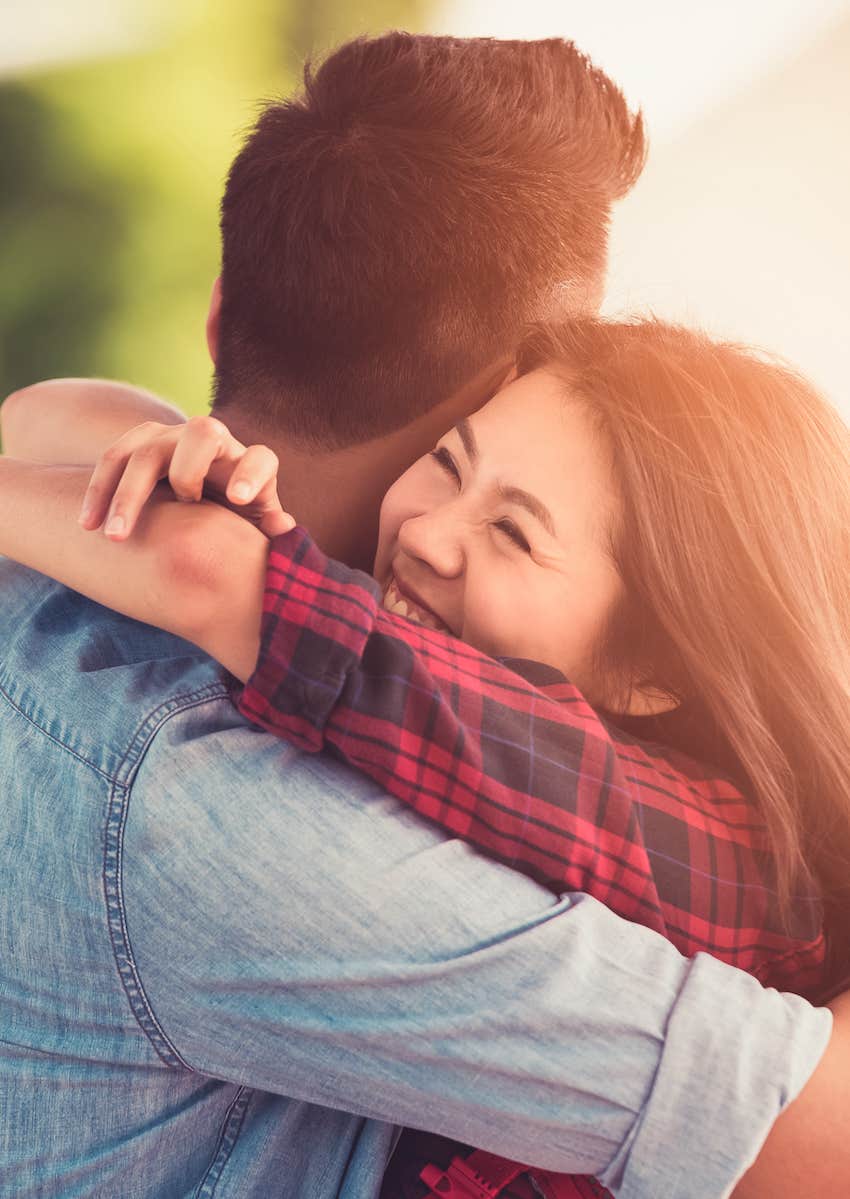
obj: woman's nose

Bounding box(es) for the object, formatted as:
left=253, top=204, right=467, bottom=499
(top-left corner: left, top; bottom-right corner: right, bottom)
left=397, top=506, right=465, bottom=579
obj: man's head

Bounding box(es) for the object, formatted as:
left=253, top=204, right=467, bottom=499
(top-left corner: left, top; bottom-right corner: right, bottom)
left=211, top=32, right=645, bottom=451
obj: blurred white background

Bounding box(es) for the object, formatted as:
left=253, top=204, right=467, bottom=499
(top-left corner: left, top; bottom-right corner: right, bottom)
left=436, top=0, right=850, bottom=412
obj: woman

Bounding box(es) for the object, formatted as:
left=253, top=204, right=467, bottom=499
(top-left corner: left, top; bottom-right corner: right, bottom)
left=2, top=316, right=848, bottom=1197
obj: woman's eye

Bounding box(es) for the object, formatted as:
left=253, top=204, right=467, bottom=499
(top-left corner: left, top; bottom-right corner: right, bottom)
left=430, top=446, right=461, bottom=486
left=494, top=519, right=531, bottom=553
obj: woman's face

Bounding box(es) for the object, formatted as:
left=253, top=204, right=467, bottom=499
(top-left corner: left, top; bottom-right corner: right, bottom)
left=373, top=368, right=623, bottom=695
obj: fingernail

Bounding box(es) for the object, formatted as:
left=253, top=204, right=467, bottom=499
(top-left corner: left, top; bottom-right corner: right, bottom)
left=231, top=482, right=252, bottom=501
left=78, top=503, right=92, bottom=526
left=105, top=514, right=125, bottom=537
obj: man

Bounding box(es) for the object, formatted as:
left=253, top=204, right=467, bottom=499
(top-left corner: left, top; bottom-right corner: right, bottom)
left=0, top=31, right=845, bottom=1199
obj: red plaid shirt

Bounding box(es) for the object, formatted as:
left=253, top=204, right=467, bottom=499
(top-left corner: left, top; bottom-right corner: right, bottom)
left=237, top=528, right=827, bottom=1199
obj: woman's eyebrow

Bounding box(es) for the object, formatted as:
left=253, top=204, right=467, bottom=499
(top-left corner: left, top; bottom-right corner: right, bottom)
left=452, top=419, right=556, bottom=536
left=455, top=418, right=478, bottom=464
left=496, top=484, right=556, bottom=536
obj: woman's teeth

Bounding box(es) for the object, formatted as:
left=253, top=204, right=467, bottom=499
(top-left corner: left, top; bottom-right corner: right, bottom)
left=383, top=580, right=448, bottom=632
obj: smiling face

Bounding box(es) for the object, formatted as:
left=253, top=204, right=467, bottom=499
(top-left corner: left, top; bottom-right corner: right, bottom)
left=373, top=368, right=624, bottom=698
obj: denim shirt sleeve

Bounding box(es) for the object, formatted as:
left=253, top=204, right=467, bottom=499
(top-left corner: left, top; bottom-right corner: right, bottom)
left=119, top=694, right=831, bottom=1198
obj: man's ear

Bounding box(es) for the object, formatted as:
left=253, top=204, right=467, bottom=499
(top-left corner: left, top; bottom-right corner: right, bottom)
left=206, top=277, right=222, bottom=364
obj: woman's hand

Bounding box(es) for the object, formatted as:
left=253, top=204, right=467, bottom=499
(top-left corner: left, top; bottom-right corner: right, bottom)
left=78, top=415, right=295, bottom=541
left=0, top=458, right=266, bottom=681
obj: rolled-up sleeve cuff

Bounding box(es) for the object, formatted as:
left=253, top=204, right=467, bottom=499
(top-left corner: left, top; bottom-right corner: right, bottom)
left=601, top=952, right=832, bottom=1198
left=238, top=526, right=381, bottom=750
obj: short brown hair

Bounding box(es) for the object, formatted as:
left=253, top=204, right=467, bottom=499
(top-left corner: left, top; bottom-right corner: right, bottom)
left=214, top=33, right=645, bottom=447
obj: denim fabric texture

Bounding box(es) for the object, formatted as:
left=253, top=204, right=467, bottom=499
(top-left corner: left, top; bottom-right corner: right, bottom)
left=0, top=559, right=831, bottom=1198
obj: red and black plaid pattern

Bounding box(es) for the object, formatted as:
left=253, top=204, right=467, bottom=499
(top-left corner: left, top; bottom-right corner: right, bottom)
left=236, top=527, right=827, bottom=1199
left=380, top=1131, right=608, bottom=1199
left=239, top=528, right=825, bottom=987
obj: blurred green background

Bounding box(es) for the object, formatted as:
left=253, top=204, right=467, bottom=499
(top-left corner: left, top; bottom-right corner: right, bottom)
left=0, top=0, right=425, bottom=417
left=7, top=1, right=845, bottom=430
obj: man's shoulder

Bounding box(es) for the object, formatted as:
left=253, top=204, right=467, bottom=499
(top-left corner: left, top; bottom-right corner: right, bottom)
left=0, top=558, right=231, bottom=780
left=0, top=557, right=402, bottom=798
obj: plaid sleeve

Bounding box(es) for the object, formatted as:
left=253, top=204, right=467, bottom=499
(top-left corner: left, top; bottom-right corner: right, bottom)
left=237, top=527, right=825, bottom=992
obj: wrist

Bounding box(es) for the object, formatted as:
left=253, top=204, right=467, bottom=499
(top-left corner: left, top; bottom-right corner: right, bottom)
left=155, top=501, right=268, bottom=676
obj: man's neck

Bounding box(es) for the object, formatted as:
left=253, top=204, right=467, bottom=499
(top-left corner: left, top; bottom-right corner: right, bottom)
left=217, top=358, right=513, bottom=571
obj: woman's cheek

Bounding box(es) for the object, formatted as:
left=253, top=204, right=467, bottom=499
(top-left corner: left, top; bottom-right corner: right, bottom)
left=463, top=590, right=534, bottom=661
left=472, top=587, right=574, bottom=672
left=374, top=476, right=418, bottom=580
left=372, top=516, right=394, bottom=583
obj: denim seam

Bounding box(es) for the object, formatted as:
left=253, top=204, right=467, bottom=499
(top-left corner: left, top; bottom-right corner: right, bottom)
left=103, top=682, right=231, bottom=1068
left=194, top=1086, right=254, bottom=1197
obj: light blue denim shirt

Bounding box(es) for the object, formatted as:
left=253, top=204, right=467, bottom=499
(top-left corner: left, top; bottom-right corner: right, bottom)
left=0, top=559, right=831, bottom=1199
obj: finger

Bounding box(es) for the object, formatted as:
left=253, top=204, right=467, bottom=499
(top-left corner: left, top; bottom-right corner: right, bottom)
left=79, top=422, right=173, bottom=530
left=102, top=439, right=178, bottom=539
left=251, top=477, right=297, bottom=539
left=224, top=445, right=294, bottom=538
left=224, top=444, right=280, bottom=505
left=168, top=416, right=243, bottom=502
left=258, top=507, right=297, bottom=538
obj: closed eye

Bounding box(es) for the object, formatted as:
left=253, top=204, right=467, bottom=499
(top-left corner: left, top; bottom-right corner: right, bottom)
left=494, top=519, right=531, bottom=553
left=430, top=446, right=461, bottom=486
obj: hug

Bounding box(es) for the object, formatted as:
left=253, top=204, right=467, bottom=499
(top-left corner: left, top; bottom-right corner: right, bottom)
left=1, top=29, right=849, bottom=1199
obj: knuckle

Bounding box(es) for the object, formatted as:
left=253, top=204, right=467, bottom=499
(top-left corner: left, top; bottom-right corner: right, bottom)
left=189, top=414, right=226, bottom=439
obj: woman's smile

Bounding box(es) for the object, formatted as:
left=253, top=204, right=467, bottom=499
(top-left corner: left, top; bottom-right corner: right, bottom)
left=382, top=573, right=451, bottom=633
left=373, top=368, right=623, bottom=693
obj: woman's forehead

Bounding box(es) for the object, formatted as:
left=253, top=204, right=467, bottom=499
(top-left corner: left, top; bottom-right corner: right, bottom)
left=466, top=368, right=618, bottom=543
left=472, top=371, right=599, bottom=474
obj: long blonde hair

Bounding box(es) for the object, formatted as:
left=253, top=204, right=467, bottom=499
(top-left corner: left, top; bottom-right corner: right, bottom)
left=518, top=318, right=850, bottom=915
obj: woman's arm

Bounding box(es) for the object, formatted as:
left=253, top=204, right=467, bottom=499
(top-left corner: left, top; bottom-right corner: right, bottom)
left=0, top=458, right=267, bottom=665
left=0, top=414, right=288, bottom=681
left=2, top=425, right=821, bottom=990
left=233, top=527, right=824, bottom=992
left=1, top=378, right=186, bottom=462
left=9, top=415, right=820, bottom=995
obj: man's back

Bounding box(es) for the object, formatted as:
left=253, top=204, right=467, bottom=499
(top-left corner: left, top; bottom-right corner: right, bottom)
left=0, top=559, right=401, bottom=1196
left=0, top=557, right=828, bottom=1198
